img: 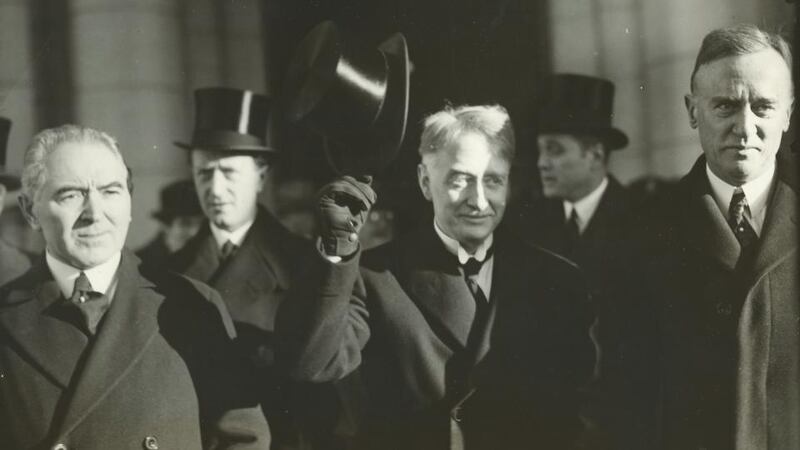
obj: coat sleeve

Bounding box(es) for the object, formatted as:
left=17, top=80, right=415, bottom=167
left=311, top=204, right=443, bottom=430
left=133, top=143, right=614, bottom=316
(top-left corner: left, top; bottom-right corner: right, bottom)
left=275, top=246, right=371, bottom=383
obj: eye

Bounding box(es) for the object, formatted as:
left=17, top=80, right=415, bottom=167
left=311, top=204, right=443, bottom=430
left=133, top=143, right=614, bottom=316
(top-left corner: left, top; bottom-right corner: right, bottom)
left=103, top=186, right=123, bottom=196
left=484, top=175, right=505, bottom=188
left=57, top=191, right=84, bottom=204
left=449, top=174, right=470, bottom=189
left=715, top=101, right=737, bottom=115
left=752, top=102, right=776, bottom=117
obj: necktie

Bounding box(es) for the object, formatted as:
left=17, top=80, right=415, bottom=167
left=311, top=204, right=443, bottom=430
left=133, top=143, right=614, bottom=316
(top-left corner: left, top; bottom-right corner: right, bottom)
left=728, top=188, right=758, bottom=252
left=220, top=240, right=238, bottom=262
left=564, top=207, right=580, bottom=257
left=69, top=272, right=109, bottom=335
left=461, top=257, right=488, bottom=305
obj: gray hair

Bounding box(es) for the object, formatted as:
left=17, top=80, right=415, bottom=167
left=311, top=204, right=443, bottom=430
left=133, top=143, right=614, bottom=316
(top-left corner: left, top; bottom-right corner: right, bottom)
left=21, top=124, right=132, bottom=200
left=419, top=104, right=516, bottom=162
left=690, top=23, right=793, bottom=93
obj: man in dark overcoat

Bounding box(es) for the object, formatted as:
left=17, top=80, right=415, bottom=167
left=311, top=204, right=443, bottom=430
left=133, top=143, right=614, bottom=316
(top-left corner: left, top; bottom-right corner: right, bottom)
left=514, top=75, right=653, bottom=449
left=646, top=24, right=799, bottom=450
left=278, top=104, right=596, bottom=450
left=170, top=88, right=342, bottom=449
left=0, top=124, right=270, bottom=449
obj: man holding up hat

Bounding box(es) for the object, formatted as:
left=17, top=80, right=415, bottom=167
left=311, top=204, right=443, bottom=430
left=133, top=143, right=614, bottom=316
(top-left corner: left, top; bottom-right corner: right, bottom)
left=137, top=179, right=204, bottom=271
left=0, top=117, right=31, bottom=286
left=278, top=104, right=596, bottom=450
left=514, top=74, right=653, bottom=449
left=170, top=87, right=343, bottom=450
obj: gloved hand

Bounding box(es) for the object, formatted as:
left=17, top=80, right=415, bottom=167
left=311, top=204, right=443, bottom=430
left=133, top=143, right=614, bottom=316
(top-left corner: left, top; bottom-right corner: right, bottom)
left=317, top=175, right=377, bottom=257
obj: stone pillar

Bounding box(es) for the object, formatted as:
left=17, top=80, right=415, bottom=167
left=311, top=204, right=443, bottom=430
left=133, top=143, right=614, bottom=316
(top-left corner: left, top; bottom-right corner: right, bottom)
left=69, top=0, right=191, bottom=248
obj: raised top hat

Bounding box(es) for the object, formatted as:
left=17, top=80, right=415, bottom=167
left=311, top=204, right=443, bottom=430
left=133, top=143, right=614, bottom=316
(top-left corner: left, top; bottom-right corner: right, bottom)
left=152, top=179, right=202, bottom=222
left=283, top=20, right=410, bottom=174
left=0, top=118, right=21, bottom=191
left=175, top=87, right=276, bottom=152
left=537, top=74, right=629, bottom=151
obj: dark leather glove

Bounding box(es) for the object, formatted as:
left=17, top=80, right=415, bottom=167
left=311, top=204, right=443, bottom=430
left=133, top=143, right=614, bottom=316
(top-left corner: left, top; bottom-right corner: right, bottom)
left=317, top=176, right=377, bottom=257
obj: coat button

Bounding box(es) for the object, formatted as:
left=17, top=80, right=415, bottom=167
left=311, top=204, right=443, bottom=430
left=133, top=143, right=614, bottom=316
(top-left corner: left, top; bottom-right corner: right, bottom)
left=716, top=302, right=732, bottom=316
left=52, top=444, right=68, bottom=450
left=143, top=435, right=159, bottom=450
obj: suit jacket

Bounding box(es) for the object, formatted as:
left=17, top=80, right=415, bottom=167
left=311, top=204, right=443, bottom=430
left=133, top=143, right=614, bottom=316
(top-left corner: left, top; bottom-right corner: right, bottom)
left=0, top=250, right=270, bottom=449
left=0, top=239, right=31, bottom=287
left=171, top=206, right=345, bottom=450
left=646, top=154, right=799, bottom=450
left=278, top=225, right=596, bottom=450
left=515, top=177, right=655, bottom=449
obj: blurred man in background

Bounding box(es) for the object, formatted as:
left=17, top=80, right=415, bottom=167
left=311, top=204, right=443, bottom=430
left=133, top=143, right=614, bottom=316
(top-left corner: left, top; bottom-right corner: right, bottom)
left=171, top=88, right=343, bottom=449
left=137, top=179, right=204, bottom=271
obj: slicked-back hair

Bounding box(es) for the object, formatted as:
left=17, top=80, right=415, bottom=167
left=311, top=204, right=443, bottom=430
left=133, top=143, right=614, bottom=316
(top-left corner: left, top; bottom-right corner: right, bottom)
left=21, top=124, right=133, bottom=200
left=418, top=104, right=515, bottom=162
left=690, top=23, right=793, bottom=93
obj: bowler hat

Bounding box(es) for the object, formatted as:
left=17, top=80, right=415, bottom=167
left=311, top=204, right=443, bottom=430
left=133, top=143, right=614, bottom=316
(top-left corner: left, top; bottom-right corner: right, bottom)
left=175, top=87, right=276, bottom=152
left=537, top=74, right=628, bottom=151
left=0, top=118, right=21, bottom=190
left=152, top=179, right=202, bottom=222
left=283, top=20, right=410, bottom=174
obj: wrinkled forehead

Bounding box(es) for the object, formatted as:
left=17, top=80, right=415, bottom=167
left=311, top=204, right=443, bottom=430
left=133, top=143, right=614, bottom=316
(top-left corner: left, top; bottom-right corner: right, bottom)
left=425, top=133, right=510, bottom=175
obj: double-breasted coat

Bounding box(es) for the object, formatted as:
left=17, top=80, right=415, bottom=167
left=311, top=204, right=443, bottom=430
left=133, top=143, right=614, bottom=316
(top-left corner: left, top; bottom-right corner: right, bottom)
left=645, top=154, right=799, bottom=450
left=0, top=250, right=270, bottom=449
left=170, top=206, right=345, bottom=449
left=0, top=239, right=31, bottom=287
left=278, top=224, right=596, bottom=450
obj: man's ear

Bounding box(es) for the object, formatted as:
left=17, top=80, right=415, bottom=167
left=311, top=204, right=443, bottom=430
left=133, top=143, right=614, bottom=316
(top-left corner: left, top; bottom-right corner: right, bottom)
left=18, top=194, right=41, bottom=230
left=685, top=94, right=698, bottom=129
left=417, top=163, right=432, bottom=201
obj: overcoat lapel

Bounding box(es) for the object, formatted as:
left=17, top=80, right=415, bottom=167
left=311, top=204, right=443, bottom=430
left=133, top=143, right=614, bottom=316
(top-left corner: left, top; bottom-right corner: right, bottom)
left=181, top=224, right=222, bottom=282
left=56, top=252, right=159, bottom=437
left=580, top=177, right=626, bottom=245
left=750, top=176, right=798, bottom=283
left=400, top=227, right=477, bottom=350
left=212, top=208, right=291, bottom=291
left=679, top=158, right=741, bottom=272
left=0, top=260, right=88, bottom=389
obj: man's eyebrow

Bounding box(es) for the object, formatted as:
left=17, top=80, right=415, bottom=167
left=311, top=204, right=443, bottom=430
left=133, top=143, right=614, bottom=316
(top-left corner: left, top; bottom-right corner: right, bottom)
left=99, top=181, right=125, bottom=190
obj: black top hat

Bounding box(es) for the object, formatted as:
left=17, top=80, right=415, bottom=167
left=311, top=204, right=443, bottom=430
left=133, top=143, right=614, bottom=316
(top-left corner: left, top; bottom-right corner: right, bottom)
left=0, top=118, right=21, bottom=191
left=152, top=179, right=203, bottom=222
left=536, top=74, right=629, bottom=151
left=175, top=87, right=276, bottom=152
left=283, top=20, right=410, bottom=175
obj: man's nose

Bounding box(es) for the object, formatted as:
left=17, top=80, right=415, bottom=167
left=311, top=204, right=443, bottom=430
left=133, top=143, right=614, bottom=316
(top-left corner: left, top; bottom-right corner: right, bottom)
left=731, top=107, right=758, bottom=141
left=81, top=190, right=102, bottom=221
left=209, top=169, right=226, bottom=195
left=537, top=153, right=550, bottom=170
left=467, top=181, right=489, bottom=211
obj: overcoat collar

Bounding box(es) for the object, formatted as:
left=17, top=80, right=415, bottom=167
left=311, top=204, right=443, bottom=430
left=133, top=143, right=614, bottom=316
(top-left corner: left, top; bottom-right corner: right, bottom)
left=392, top=225, right=518, bottom=354
left=183, top=206, right=292, bottom=289
left=0, top=250, right=159, bottom=436
left=678, top=155, right=797, bottom=275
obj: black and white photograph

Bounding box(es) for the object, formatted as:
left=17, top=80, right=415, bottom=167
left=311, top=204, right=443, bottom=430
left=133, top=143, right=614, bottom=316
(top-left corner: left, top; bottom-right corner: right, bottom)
left=0, top=0, right=797, bottom=449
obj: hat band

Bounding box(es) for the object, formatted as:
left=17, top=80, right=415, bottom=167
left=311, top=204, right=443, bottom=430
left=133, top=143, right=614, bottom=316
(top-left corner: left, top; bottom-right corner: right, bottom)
left=190, top=129, right=267, bottom=149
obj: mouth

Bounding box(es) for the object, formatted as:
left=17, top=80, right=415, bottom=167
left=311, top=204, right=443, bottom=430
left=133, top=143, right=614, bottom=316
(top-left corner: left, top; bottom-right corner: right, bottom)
left=76, top=230, right=110, bottom=240
left=459, top=214, right=493, bottom=222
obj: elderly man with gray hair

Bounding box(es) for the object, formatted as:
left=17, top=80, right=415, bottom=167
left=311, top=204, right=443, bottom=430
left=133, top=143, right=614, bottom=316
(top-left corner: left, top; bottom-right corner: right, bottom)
left=645, top=23, right=798, bottom=449
left=0, top=124, right=270, bottom=449
left=278, top=104, right=595, bottom=450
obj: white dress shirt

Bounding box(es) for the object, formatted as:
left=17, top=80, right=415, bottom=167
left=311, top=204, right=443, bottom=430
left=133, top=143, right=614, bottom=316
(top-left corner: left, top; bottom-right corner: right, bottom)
left=46, top=251, right=122, bottom=300
left=706, top=162, right=774, bottom=236
left=563, top=177, right=609, bottom=234
left=210, top=217, right=255, bottom=249
left=434, top=220, right=494, bottom=299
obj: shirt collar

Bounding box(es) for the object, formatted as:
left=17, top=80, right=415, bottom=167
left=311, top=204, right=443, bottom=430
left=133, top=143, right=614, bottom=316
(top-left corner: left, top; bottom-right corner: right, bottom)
left=706, top=161, right=775, bottom=220
left=433, top=220, right=493, bottom=265
left=46, top=250, right=122, bottom=299
left=210, top=217, right=255, bottom=249
left=563, top=177, right=609, bottom=233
